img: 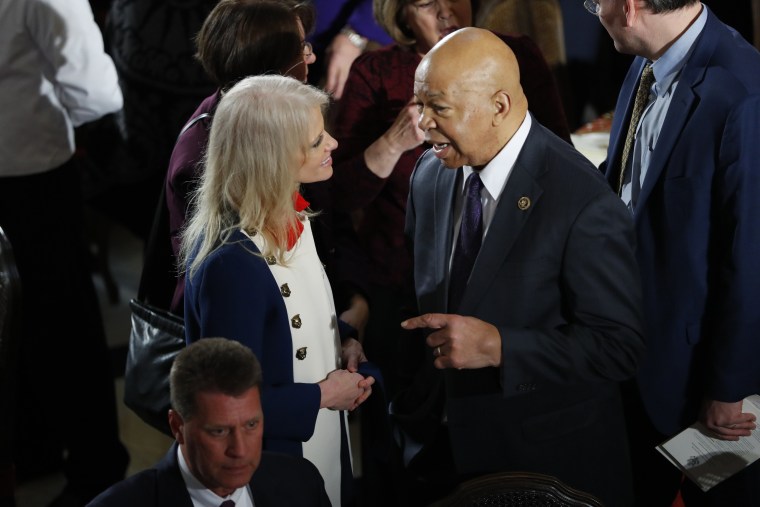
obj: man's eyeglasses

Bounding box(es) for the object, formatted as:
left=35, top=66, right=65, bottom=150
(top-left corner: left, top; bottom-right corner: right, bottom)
left=584, top=0, right=600, bottom=15
left=302, top=41, right=313, bottom=59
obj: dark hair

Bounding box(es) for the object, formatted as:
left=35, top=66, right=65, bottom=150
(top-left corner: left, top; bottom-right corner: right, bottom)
left=289, top=0, right=315, bottom=36
left=644, top=0, right=699, bottom=14
left=195, top=0, right=315, bottom=90
left=170, top=337, right=263, bottom=420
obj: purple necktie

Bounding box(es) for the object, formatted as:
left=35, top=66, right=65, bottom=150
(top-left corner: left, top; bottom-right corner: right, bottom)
left=449, top=171, right=484, bottom=312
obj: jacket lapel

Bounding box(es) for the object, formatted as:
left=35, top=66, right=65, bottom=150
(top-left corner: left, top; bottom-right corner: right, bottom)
left=605, top=59, right=645, bottom=188
left=434, top=166, right=459, bottom=312
left=635, top=84, right=696, bottom=217
left=158, top=443, right=195, bottom=507
left=458, top=123, right=545, bottom=313
left=635, top=11, right=716, bottom=218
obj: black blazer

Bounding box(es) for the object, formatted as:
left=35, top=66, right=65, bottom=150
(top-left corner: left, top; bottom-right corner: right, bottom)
left=404, top=117, right=645, bottom=506
left=87, top=443, right=331, bottom=507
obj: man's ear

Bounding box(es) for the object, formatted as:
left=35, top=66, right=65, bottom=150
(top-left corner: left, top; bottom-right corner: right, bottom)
left=168, top=409, right=185, bottom=444
left=624, top=0, right=639, bottom=27
left=492, top=90, right=511, bottom=126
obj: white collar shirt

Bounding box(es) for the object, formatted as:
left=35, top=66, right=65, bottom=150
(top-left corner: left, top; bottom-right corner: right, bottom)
left=177, top=445, right=255, bottom=507
left=450, top=113, right=532, bottom=267
left=0, top=0, right=122, bottom=176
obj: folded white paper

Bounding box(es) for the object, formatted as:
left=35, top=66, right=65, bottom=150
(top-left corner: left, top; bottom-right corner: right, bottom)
left=656, top=395, right=760, bottom=492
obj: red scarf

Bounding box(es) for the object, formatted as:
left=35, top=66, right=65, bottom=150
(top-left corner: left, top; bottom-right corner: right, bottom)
left=287, top=192, right=310, bottom=250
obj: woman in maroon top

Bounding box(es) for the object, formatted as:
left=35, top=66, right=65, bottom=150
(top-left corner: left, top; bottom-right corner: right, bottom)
left=330, top=0, right=571, bottom=503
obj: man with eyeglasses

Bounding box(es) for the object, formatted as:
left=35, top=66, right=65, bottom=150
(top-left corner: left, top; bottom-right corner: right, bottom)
left=591, top=1, right=760, bottom=505
left=583, top=0, right=600, bottom=15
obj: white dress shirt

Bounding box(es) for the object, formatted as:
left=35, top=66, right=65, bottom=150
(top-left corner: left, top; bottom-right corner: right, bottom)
left=177, top=444, right=255, bottom=507
left=450, top=113, right=532, bottom=266
left=0, top=0, right=122, bottom=176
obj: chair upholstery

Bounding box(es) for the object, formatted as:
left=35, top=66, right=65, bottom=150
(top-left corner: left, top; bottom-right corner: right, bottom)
left=430, top=471, right=603, bottom=507
left=0, top=225, right=21, bottom=505
left=475, top=0, right=567, bottom=69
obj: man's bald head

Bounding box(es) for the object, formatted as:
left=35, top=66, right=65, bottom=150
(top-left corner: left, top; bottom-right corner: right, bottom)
left=422, top=28, right=523, bottom=97
left=414, top=27, right=528, bottom=169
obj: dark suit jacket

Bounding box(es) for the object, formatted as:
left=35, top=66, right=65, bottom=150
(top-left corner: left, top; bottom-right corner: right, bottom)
left=405, top=118, right=644, bottom=506
left=87, top=443, right=331, bottom=507
left=602, top=7, right=760, bottom=435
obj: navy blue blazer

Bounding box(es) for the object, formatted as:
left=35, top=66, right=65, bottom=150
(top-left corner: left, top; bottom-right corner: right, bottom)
left=87, top=443, right=331, bottom=506
left=602, top=7, right=760, bottom=435
left=184, top=229, right=322, bottom=458
left=405, top=117, right=645, bottom=506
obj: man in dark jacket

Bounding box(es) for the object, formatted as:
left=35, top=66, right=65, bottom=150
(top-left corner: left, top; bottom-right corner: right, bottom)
left=88, top=338, right=331, bottom=507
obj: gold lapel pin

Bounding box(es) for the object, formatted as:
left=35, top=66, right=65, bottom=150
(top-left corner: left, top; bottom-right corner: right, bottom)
left=517, top=196, right=531, bottom=210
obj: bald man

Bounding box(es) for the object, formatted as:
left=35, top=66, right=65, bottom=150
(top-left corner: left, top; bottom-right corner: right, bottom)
left=399, top=28, right=644, bottom=506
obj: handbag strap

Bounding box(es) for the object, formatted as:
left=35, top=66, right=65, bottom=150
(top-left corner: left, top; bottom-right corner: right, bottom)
left=137, top=111, right=213, bottom=304
left=178, top=112, right=211, bottom=138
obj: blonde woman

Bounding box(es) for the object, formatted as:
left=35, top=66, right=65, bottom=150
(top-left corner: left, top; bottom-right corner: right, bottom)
left=180, top=75, right=374, bottom=507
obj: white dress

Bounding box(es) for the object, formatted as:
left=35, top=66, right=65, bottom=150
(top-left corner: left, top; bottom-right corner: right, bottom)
left=246, top=217, right=352, bottom=506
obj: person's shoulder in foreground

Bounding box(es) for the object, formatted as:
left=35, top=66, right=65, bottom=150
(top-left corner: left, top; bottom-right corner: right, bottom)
left=87, top=448, right=331, bottom=507
left=87, top=338, right=332, bottom=507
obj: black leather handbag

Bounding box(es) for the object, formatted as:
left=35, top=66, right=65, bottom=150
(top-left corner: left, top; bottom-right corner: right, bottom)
left=124, top=297, right=184, bottom=437
left=123, top=114, right=213, bottom=436
left=124, top=180, right=185, bottom=437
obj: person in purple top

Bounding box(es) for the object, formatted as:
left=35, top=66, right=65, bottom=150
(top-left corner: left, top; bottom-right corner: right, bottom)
left=157, top=0, right=371, bottom=341
left=162, top=0, right=317, bottom=315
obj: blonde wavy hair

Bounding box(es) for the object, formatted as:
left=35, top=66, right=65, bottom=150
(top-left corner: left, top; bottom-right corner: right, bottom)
left=180, top=74, right=329, bottom=277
